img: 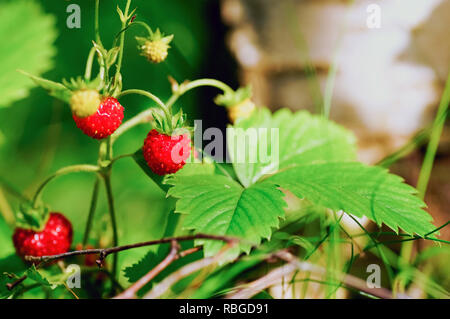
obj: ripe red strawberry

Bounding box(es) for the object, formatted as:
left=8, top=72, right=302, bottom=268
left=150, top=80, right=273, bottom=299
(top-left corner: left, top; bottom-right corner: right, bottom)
left=13, top=213, right=73, bottom=260
left=72, top=97, right=124, bottom=139
left=143, top=129, right=191, bottom=175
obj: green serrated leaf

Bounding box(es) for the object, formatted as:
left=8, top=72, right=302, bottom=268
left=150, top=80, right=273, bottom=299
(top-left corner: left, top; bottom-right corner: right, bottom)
left=26, top=265, right=64, bottom=289
left=166, top=175, right=286, bottom=259
left=26, top=266, right=51, bottom=286
left=123, top=250, right=158, bottom=283
left=0, top=0, right=57, bottom=108
left=228, top=108, right=356, bottom=187
left=19, top=71, right=71, bottom=103
left=267, top=162, right=436, bottom=237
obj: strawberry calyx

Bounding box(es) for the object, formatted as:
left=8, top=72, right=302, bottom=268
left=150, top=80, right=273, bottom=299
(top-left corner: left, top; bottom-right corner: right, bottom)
left=214, top=86, right=255, bottom=123
left=214, top=85, right=253, bottom=108
left=151, top=108, right=192, bottom=137
left=14, top=202, right=50, bottom=232
left=63, top=77, right=106, bottom=118
left=70, top=89, right=102, bottom=118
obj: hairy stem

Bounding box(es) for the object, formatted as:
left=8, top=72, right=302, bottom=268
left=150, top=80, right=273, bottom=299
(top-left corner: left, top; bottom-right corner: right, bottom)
left=95, top=0, right=102, bottom=46
left=118, top=89, right=172, bottom=130
left=115, top=0, right=132, bottom=82
left=103, top=173, right=118, bottom=280
left=82, top=177, right=101, bottom=247
left=166, top=78, right=233, bottom=109
left=84, top=46, right=97, bottom=81
left=110, top=109, right=153, bottom=143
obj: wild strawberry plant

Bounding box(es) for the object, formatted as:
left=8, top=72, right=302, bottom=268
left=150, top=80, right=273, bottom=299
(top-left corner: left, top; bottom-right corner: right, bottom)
left=0, top=0, right=448, bottom=299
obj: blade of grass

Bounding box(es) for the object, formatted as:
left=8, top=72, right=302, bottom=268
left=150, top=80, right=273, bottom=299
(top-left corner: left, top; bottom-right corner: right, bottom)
left=285, top=0, right=323, bottom=114
left=400, top=72, right=450, bottom=278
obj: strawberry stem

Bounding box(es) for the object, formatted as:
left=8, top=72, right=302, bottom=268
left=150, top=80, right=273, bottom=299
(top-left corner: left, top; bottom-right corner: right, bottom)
left=114, top=0, right=132, bottom=87
left=84, top=46, right=96, bottom=81
left=82, top=177, right=101, bottom=247
left=95, top=0, right=103, bottom=47
left=31, top=164, right=100, bottom=208
left=166, top=78, right=234, bottom=109
left=102, top=173, right=119, bottom=284
left=117, top=89, right=173, bottom=131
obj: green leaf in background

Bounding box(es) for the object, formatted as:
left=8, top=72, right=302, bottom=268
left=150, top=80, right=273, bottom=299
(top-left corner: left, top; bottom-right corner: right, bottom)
left=0, top=129, right=4, bottom=148
left=123, top=250, right=158, bottom=284
left=133, top=149, right=216, bottom=192
left=166, top=174, right=287, bottom=259
left=0, top=0, right=57, bottom=108
left=228, top=108, right=356, bottom=187
left=268, top=162, right=436, bottom=237
left=0, top=214, right=14, bottom=259
left=0, top=273, right=18, bottom=299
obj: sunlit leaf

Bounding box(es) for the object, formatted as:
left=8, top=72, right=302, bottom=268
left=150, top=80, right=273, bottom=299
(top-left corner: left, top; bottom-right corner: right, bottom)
left=0, top=0, right=57, bottom=108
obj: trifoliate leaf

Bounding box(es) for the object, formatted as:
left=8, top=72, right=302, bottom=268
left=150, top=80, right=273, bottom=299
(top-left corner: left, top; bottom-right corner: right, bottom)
left=166, top=174, right=287, bottom=260
left=0, top=0, right=57, bottom=107
left=267, top=162, right=436, bottom=237
left=228, top=108, right=356, bottom=187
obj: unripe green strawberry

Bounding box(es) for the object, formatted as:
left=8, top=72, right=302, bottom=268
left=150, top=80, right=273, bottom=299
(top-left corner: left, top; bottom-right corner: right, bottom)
left=136, top=29, right=173, bottom=64
left=141, top=40, right=169, bottom=63
left=70, top=89, right=102, bottom=118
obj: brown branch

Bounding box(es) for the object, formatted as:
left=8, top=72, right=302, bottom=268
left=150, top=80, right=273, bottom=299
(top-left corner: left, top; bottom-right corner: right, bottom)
left=24, top=234, right=238, bottom=267
left=6, top=275, right=27, bottom=291
left=226, top=251, right=411, bottom=299
left=114, top=240, right=181, bottom=299
left=143, top=243, right=236, bottom=299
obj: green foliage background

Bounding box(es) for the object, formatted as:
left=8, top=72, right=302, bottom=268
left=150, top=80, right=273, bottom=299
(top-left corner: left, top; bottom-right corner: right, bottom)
left=0, top=0, right=234, bottom=292
left=0, top=0, right=448, bottom=299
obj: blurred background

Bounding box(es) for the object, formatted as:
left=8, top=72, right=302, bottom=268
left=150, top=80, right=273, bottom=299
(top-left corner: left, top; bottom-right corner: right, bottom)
left=0, top=0, right=448, bottom=297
